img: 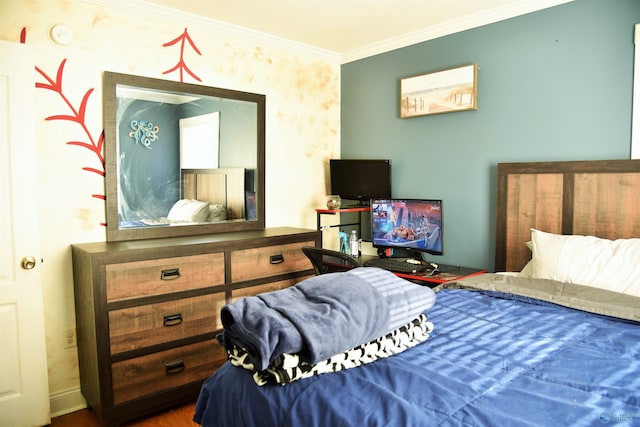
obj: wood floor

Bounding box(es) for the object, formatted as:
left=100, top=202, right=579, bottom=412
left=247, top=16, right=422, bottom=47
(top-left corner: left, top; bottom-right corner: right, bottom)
left=49, top=402, right=198, bottom=427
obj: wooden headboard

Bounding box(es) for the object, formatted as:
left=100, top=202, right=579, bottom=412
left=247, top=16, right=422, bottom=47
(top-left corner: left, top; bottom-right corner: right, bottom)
left=181, top=168, right=246, bottom=220
left=495, top=159, right=640, bottom=272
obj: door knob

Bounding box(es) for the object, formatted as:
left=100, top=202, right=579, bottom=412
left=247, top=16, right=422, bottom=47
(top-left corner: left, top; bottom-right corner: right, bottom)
left=21, top=256, right=37, bottom=270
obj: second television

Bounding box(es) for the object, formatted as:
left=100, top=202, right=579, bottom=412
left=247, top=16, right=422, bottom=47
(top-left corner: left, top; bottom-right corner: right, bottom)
left=370, top=198, right=443, bottom=256
left=330, top=159, right=391, bottom=205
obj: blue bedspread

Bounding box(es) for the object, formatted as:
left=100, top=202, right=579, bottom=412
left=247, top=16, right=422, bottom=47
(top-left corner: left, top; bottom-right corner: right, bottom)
left=195, top=287, right=640, bottom=427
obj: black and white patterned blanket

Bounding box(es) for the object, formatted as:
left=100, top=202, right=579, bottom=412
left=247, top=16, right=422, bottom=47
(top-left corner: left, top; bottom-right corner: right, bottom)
left=227, top=314, right=433, bottom=386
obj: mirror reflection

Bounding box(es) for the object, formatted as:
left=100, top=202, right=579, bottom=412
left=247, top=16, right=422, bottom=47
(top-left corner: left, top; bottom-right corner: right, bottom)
left=104, top=72, right=265, bottom=242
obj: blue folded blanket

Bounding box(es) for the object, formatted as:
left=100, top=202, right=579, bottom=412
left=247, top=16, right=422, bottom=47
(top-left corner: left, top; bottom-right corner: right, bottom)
left=219, top=267, right=436, bottom=371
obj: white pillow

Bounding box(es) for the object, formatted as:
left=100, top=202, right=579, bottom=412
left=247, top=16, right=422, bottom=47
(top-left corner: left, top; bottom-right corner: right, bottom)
left=516, top=240, right=534, bottom=277
left=167, top=199, right=210, bottom=223
left=530, top=228, right=640, bottom=297
left=519, top=260, right=533, bottom=277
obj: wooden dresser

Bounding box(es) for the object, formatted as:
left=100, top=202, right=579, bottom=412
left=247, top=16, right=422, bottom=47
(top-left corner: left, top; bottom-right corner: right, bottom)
left=71, top=227, right=320, bottom=427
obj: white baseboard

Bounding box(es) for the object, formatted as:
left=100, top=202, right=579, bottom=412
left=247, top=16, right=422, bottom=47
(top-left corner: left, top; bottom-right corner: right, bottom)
left=49, top=387, right=87, bottom=418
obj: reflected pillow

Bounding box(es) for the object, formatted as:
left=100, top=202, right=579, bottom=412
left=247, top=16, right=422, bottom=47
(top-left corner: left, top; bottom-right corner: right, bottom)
left=167, top=199, right=210, bottom=223
left=530, top=228, right=640, bottom=297
left=207, top=204, right=227, bottom=222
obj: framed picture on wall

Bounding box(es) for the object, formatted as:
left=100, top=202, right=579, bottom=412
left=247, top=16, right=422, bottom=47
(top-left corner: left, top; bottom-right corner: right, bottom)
left=400, top=64, right=478, bottom=118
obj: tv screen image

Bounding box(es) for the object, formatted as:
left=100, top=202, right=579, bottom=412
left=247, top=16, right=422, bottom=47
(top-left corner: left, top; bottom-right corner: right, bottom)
left=371, top=199, right=443, bottom=256
left=329, top=159, right=391, bottom=204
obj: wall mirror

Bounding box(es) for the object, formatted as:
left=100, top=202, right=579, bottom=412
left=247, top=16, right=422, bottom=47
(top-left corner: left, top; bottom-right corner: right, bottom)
left=103, top=72, right=265, bottom=242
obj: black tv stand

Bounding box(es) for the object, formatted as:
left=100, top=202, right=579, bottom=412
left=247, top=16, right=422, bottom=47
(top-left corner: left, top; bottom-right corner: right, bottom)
left=315, top=206, right=370, bottom=236
left=377, top=248, right=425, bottom=261
left=410, top=250, right=426, bottom=262
left=344, top=201, right=370, bottom=208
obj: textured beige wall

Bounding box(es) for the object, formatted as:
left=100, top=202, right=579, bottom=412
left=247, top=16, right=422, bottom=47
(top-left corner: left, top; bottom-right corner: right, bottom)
left=0, top=0, right=339, bottom=408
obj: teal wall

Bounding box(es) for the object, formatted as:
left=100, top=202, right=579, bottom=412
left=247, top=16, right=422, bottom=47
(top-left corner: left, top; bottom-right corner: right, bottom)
left=341, top=0, right=640, bottom=271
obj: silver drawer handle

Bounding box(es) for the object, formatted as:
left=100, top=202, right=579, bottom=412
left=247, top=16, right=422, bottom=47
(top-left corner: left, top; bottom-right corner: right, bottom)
left=270, top=254, right=285, bottom=264
left=163, top=313, right=183, bottom=327
left=160, top=268, right=181, bottom=280
left=165, top=360, right=185, bottom=374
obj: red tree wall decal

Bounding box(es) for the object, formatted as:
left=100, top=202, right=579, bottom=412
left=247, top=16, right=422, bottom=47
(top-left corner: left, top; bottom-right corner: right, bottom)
left=35, top=59, right=107, bottom=226
left=22, top=26, right=206, bottom=230
left=163, top=27, right=202, bottom=83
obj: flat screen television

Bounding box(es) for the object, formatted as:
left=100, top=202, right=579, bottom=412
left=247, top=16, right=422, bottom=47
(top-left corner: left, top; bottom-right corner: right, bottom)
left=370, top=198, right=443, bottom=256
left=329, top=159, right=391, bottom=205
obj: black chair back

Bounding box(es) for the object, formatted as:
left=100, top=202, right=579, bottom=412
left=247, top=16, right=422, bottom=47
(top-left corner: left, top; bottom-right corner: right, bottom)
left=301, top=246, right=362, bottom=275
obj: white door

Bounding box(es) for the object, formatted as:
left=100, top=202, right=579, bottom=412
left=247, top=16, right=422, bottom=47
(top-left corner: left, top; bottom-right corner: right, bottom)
left=0, top=40, right=51, bottom=426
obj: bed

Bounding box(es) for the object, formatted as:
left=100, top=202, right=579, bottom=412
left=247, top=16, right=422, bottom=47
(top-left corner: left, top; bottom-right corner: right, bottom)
left=193, top=159, right=640, bottom=427
left=122, top=167, right=247, bottom=227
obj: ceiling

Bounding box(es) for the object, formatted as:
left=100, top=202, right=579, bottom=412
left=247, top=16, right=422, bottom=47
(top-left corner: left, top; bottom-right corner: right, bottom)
left=142, top=0, right=572, bottom=61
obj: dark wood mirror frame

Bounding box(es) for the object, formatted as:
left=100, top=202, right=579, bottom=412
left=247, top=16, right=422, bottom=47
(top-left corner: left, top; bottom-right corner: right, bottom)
left=103, top=71, right=265, bottom=242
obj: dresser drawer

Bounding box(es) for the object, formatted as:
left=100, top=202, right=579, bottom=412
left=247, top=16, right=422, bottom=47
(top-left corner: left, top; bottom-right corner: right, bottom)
left=231, top=276, right=313, bottom=302
left=106, top=253, right=225, bottom=302
left=230, top=241, right=314, bottom=282
left=111, top=339, right=225, bottom=404
left=108, top=293, right=225, bottom=354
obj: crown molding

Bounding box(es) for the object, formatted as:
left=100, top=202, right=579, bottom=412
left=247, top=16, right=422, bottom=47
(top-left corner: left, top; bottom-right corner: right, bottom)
left=86, top=0, right=573, bottom=65
left=341, top=0, right=575, bottom=63
left=83, top=0, right=342, bottom=64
